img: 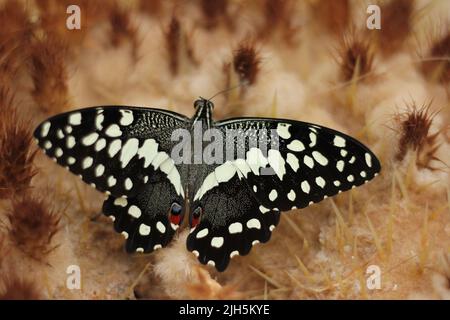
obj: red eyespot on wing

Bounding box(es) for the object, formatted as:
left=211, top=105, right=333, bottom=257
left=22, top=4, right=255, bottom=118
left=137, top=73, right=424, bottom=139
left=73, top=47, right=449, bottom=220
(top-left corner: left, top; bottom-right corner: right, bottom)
left=191, top=215, right=200, bottom=227
left=170, top=214, right=182, bottom=225
left=190, top=207, right=202, bottom=228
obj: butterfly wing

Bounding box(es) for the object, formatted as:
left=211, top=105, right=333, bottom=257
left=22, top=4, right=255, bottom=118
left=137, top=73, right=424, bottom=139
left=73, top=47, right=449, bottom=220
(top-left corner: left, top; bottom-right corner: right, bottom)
left=34, top=106, right=189, bottom=198
left=186, top=173, right=280, bottom=271
left=187, top=117, right=380, bottom=271
left=34, top=106, right=189, bottom=252
left=102, top=170, right=184, bottom=253
left=214, top=118, right=381, bottom=211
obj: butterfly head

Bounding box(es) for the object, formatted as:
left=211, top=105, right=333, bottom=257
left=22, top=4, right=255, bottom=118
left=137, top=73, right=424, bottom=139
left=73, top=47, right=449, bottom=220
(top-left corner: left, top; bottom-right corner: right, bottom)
left=194, top=97, right=214, bottom=111
left=192, top=98, right=214, bottom=127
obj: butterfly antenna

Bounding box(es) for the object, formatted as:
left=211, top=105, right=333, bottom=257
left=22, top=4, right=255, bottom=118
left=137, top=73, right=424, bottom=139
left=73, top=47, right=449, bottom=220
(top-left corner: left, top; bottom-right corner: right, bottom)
left=207, top=83, right=245, bottom=101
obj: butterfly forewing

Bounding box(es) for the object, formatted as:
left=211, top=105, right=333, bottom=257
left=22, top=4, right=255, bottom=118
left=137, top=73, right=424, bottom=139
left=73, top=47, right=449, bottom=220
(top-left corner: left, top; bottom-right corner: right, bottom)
left=214, top=118, right=381, bottom=211
left=34, top=106, right=189, bottom=198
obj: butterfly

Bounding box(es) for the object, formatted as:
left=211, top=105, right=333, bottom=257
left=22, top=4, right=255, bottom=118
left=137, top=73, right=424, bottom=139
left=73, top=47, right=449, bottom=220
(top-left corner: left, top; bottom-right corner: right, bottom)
left=34, top=98, right=381, bottom=271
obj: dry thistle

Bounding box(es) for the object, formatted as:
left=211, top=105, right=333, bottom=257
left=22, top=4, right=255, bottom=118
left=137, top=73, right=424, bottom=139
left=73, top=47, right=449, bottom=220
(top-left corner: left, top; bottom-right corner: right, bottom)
left=164, top=15, right=197, bottom=76
left=378, top=0, right=414, bottom=55
left=233, top=41, right=261, bottom=87
left=0, top=276, right=42, bottom=300
left=7, top=195, right=61, bottom=261
left=0, top=0, right=33, bottom=80
left=0, top=88, right=37, bottom=199
left=109, top=2, right=140, bottom=61
left=222, top=40, right=261, bottom=104
left=421, top=31, right=450, bottom=86
left=336, top=30, right=375, bottom=82
left=199, top=0, right=230, bottom=30
left=259, top=0, right=298, bottom=45
left=312, top=0, right=350, bottom=36
left=394, top=102, right=441, bottom=170
left=166, top=15, right=181, bottom=76
left=29, top=35, right=69, bottom=115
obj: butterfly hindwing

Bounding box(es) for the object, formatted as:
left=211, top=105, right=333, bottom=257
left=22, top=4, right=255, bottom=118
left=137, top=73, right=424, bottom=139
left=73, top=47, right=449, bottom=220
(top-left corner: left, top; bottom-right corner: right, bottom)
left=187, top=174, right=280, bottom=271
left=102, top=172, right=185, bottom=253
left=34, top=106, right=188, bottom=198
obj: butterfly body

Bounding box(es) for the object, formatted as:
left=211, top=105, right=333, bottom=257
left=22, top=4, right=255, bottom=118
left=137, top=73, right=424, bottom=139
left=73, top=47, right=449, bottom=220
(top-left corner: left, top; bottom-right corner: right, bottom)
left=34, top=98, right=381, bottom=271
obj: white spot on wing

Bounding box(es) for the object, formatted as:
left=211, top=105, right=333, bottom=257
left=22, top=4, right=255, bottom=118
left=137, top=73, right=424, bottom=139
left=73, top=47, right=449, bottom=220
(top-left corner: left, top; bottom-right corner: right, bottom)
left=309, top=132, right=317, bottom=147
left=215, top=161, right=236, bottom=183
left=301, top=180, right=310, bottom=194
left=68, top=112, right=81, bottom=125
left=315, top=176, right=326, bottom=188
left=138, top=139, right=158, bottom=168
left=95, top=111, right=104, bottom=130
left=82, top=132, right=99, bottom=146
left=120, top=138, right=139, bottom=168
left=95, top=164, right=105, bottom=177
left=247, top=218, right=261, bottom=229
left=139, top=223, right=151, bottom=236
left=246, top=147, right=268, bottom=175
left=267, top=149, right=286, bottom=180
left=365, top=153, right=372, bottom=167
left=66, top=136, right=75, bottom=149
left=259, top=205, right=270, bottom=214
left=108, top=139, right=122, bottom=158
left=128, top=205, right=141, bottom=218
left=95, top=138, right=106, bottom=151
left=196, top=228, right=209, bottom=239
left=286, top=153, right=299, bottom=172
left=336, top=160, right=344, bottom=172
left=233, top=159, right=251, bottom=178
left=287, top=189, right=296, bottom=201
left=55, top=148, right=63, bottom=157
left=56, top=129, right=64, bottom=139
left=269, top=189, right=278, bottom=201
left=114, top=197, right=127, bottom=207
left=105, top=124, right=122, bottom=137
left=119, top=110, right=134, bottom=126
left=82, top=156, right=93, bottom=169
left=333, top=136, right=346, bottom=147
left=276, top=123, right=291, bottom=139
left=125, top=178, right=133, bottom=190
left=312, top=151, right=329, bottom=166
left=108, top=176, right=117, bottom=187
left=211, top=237, right=224, bottom=248
left=228, top=222, right=243, bottom=234
left=287, top=140, right=305, bottom=152
left=156, top=221, right=166, bottom=233
left=41, top=122, right=51, bottom=137
left=304, top=155, right=314, bottom=169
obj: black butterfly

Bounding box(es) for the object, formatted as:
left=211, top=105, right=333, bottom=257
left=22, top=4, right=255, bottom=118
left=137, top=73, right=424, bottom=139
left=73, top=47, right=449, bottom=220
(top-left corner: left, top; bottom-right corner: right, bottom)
left=34, top=98, right=381, bottom=271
